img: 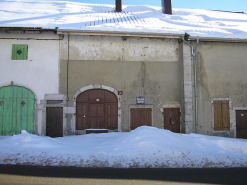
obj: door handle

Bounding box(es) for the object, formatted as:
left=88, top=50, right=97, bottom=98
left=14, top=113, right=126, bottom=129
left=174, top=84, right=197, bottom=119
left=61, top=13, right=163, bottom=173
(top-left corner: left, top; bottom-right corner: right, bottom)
left=170, top=119, right=174, bottom=125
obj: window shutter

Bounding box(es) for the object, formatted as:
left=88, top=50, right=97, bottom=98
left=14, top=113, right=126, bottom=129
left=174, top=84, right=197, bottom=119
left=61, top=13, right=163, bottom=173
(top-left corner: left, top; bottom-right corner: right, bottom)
left=214, top=101, right=222, bottom=131
left=11, top=45, right=28, bottom=60
left=222, top=101, right=230, bottom=130
left=214, top=100, right=230, bottom=131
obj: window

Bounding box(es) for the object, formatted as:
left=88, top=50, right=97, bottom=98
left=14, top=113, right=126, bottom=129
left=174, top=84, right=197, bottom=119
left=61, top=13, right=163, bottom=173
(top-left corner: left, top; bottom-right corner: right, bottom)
left=213, top=100, right=230, bottom=131
left=11, top=44, right=28, bottom=60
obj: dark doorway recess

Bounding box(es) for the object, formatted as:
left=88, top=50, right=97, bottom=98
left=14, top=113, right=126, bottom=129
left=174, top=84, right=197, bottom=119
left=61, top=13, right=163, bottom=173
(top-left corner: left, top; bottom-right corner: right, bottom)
left=76, top=89, right=118, bottom=130
left=46, top=107, right=63, bottom=137
left=163, top=108, right=180, bottom=133
left=130, top=108, right=152, bottom=130
left=236, top=110, right=247, bottom=139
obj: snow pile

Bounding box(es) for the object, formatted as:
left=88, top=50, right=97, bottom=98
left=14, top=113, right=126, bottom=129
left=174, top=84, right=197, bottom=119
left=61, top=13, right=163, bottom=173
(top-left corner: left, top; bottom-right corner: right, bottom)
left=0, top=126, right=247, bottom=168
left=1, top=0, right=247, bottom=39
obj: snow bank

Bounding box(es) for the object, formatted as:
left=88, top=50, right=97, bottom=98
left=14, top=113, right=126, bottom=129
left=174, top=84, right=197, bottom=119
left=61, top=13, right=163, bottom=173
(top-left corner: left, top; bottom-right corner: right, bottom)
left=0, top=126, right=247, bottom=168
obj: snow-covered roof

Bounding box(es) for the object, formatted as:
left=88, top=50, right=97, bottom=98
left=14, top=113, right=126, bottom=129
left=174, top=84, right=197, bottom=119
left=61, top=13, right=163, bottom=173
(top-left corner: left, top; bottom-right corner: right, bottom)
left=1, top=0, right=247, bottom=40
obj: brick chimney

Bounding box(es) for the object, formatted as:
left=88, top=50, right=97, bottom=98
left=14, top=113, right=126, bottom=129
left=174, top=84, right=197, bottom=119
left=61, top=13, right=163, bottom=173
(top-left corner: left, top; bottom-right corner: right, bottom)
left=162, top=0, right=172, bottom=15
left=115, top=0, right=122, bottom=12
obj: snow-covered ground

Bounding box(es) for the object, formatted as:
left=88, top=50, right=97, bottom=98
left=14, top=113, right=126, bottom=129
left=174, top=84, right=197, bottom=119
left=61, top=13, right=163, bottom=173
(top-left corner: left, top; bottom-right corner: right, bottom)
left=1, top=0, right=247, bottom=39
left=0, top=126, right=247, bottom=168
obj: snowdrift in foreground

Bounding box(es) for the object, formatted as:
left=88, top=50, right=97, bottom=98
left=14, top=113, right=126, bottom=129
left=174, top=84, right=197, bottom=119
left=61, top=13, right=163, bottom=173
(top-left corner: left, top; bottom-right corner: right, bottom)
left=0, top=126, right=247, bottom=168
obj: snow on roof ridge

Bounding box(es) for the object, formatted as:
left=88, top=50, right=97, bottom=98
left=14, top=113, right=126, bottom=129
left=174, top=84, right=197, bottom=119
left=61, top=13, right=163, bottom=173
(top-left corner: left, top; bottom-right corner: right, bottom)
left=0, top=0, right=247, bottom=40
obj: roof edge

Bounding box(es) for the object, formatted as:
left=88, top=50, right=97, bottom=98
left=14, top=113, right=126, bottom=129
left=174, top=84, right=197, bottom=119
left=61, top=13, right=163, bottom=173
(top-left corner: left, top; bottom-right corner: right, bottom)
left=0, top=27, right=58, bottom=33
left=58, top=29, right=247, bottom=43
left=189, top=36, right=247, bottom=43
left=57, top=29, right=184, bottom=39
left=1, top=27, right=246, bottom=43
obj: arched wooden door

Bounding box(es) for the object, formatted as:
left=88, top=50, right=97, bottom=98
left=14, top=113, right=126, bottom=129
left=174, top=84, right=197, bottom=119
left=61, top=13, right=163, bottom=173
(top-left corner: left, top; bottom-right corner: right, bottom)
left=0, top=86, right=35, bottom=135
left=76, top=89, right=118, bottom=130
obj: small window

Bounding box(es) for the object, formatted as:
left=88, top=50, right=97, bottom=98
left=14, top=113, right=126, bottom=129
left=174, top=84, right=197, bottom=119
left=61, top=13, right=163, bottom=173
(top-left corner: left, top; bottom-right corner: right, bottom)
left=213, top=100, right=230, bottom=131
left=11, top=44, right=28, bottom=60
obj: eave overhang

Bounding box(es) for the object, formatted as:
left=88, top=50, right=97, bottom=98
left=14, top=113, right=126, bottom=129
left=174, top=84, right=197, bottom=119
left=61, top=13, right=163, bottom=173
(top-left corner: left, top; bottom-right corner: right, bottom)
left=0, top=27, right=58, bottom=34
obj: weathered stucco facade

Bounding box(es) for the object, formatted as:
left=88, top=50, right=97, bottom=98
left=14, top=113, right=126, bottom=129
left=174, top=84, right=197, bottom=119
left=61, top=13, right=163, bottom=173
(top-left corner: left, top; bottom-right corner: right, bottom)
left=2, top=27, right=247, bottom=139
left=59, top=35, right=189, bottom=134
left=192, top=41, right=247, bottom=138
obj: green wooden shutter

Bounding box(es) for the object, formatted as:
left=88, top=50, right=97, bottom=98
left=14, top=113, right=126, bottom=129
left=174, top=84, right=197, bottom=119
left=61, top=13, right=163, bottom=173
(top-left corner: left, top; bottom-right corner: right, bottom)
left=11, top=44, right=28, bottom=60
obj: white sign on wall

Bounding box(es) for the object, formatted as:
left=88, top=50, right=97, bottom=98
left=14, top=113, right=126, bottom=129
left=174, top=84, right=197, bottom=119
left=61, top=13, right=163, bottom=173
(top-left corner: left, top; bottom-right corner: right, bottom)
left=136, top=96, right=145, bottom=104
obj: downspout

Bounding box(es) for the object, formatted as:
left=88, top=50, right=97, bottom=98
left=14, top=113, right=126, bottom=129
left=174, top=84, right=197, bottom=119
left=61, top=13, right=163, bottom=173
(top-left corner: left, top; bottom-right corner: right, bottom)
left=66, top=35, right=70, bottom=100
left=182, top=36, right=199, bottom=133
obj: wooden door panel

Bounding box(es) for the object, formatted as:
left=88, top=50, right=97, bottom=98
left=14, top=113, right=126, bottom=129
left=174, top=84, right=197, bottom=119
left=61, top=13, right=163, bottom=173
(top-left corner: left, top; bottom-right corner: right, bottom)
left=89, top=104, right=105, bottom=129
left=97, top=104, right=105, bottom=128
left=90, top=118, right=98, bottom=129
left=98, top=104, right=104, bottom=117
left=98, top=117, right=105, bottom=129
left=163, top=108, right=180, bottom=133
left=130, top=108, right=140, bottom=130
left=89, top=104, right=97, bottom=116
left=105, top=91, right=118, bottom=102
left=0, top=86, right=35, bottom=136
left=130, top=108, right=152, bottom=130
left=46, top=107, right=63, bottom=137
left=76, top=89, right=118, bottom=130
left=89, top=90, right=105, bottom=103
left=236, top=110, right=247, bottom=139
left=76, top=103, right=88, bottom=129
left=89, top=104, right=98, bottom=128
left=106, top=103, right=118, bottom=129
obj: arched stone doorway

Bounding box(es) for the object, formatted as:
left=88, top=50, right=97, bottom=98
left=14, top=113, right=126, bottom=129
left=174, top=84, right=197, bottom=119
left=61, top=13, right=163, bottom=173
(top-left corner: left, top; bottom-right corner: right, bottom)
left=76, top=89, right=118, bottom=130
left=0, top=85, right=35, bottom=135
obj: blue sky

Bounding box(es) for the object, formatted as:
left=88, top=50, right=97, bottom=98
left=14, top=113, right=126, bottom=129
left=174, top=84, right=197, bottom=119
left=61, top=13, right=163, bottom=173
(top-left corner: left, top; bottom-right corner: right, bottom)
left=71, top=0, right=247, bottom=14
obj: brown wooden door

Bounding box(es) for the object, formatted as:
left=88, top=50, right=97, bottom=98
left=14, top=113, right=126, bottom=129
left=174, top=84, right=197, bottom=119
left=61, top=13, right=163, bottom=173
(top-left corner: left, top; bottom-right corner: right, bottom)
left=106, top=103, right=118, bottom=129
left=76, top=103, right=88, bottom=129
left=163, top=108, right=180, bottom=133
left=236, top=110, right=247, bottom=139
left=89, top=104, right=105, bottom=129
left=76, top=89, right=118, bottom=130
left=130, top=108, right=152, bottom=130
left=46, top=107, right=63, bottom=137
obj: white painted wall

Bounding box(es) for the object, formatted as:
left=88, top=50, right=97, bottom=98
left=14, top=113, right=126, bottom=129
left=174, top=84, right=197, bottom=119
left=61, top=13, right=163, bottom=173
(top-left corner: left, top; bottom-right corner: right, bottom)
left=0, top=33, right=60, bottom=103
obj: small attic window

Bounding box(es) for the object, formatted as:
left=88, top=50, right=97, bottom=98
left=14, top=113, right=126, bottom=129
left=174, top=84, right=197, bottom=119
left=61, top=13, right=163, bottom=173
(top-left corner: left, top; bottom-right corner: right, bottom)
left=11, top=44, right=28, bottom=60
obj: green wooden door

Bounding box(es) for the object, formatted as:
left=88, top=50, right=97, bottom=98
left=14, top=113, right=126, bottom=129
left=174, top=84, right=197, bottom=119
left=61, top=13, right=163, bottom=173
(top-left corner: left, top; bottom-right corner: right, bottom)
left=0, top=86, right=35, bottom=136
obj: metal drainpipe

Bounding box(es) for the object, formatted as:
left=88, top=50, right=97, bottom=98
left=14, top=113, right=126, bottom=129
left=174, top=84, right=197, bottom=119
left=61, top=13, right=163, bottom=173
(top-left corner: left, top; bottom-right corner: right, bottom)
left=182, top=36, right=199, bottom=133
left=66, top=35, right=70, bottom=101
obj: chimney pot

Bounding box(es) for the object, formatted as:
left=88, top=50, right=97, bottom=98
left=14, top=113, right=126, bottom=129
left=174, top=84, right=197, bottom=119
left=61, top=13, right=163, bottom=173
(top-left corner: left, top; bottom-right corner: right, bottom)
left=162, top=0, right=172, bottom=15
left=116, top=0, right=122, bottom=12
